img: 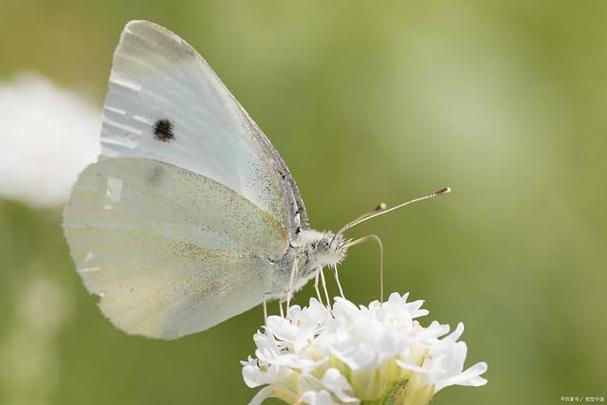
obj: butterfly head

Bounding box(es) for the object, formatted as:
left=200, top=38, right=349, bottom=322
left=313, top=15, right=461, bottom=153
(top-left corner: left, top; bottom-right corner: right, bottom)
left=297, top=229, right=349, bottom=270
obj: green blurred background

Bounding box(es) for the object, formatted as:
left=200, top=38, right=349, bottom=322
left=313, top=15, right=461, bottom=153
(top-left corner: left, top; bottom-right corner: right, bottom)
left=1, top=1, right=606, bottom=404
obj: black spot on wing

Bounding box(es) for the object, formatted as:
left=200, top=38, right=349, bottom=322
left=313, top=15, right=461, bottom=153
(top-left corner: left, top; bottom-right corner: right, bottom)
left=153, top=119, right=174, bottom=142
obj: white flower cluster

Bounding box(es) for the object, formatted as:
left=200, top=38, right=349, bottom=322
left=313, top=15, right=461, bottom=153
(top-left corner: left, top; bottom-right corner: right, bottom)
left=242, top=292, right=487, bottom=405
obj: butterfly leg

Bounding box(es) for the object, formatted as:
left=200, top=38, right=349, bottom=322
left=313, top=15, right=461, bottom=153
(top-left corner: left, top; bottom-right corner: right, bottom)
left=346, top=234, right=384, bottom=301
left=285, top=258, right=298, bottom=314
left=332, top=264, right=345, bottom=298
left=262, top=293, right=271, bottom=322
left=319, top=266, right=331, bottom=308
left=314, top=267, right=324, bottom=306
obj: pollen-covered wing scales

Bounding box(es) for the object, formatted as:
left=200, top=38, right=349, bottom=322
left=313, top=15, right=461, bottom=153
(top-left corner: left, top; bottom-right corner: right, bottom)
left=63, top=20, right=308, bottom=339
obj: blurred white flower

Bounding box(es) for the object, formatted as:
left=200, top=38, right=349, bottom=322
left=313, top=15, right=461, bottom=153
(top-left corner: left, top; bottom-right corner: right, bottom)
left=0, top=74, right=100, bottom=206
left=242, top=292, right=487, bottom=405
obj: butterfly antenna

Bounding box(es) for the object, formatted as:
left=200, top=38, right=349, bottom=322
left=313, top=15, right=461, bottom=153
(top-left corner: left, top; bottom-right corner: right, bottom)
left=332, top=187, right=451, bottom=243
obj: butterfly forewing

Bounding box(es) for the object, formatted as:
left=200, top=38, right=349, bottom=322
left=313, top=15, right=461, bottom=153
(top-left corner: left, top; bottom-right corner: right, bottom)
left=100, top=20, right=305, bottom=232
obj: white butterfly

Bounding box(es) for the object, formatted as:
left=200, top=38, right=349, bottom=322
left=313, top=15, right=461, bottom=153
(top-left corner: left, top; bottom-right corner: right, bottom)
left=64, top=20, right=449, bottom=340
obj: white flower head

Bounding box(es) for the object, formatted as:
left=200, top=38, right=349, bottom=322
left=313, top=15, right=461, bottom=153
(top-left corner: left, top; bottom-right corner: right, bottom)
left=242, top=292, right=487, bottom=405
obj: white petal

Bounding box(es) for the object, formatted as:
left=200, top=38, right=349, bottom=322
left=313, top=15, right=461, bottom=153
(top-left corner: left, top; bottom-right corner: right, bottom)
left=436, top=361, right=488, bottom=391
left=388, top=292, right=403, bottom=303
left=322, top=368, right=359, bottom=403
left=300, top=390, right=335, bottom=405
left=332, top=297, right=360, bottom=319
left=395, top=357, right=426, bottom=373
left=242, top=362, right=279, bottom=388
left=286, top=304, right=303, bottom=318
left=248, top=386, right=274, bottom=405
left=242, top=365, right=262, bottom=387
left=334, top=343, right=376, bottom=370
left=266, top=316, right=299, bottom=341
left=445, top=322, right=465, bottom=343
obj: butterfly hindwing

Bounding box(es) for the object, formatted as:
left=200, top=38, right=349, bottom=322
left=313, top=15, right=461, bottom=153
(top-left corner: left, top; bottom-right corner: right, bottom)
left=64, top=157, right=289, bottom=339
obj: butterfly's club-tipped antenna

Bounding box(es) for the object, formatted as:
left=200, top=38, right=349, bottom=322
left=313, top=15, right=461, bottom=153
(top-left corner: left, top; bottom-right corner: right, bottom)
left=335, top=187, right=451, bottom=301
left=332, top=187, right=451, bottom=244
